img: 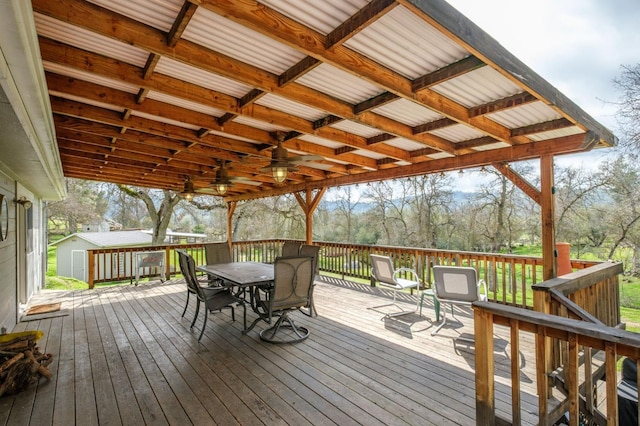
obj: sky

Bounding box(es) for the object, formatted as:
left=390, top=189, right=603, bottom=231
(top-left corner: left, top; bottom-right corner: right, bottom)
left=443, top=0, right=640, bottom=190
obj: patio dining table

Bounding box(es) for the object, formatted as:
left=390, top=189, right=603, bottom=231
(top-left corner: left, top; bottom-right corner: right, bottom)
left=196, top=261, right=274, bottom=333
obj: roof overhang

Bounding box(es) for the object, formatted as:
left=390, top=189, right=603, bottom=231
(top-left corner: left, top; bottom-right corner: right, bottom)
left=26, top=0, right=615, bottom=201
left=0, top=0, right=65, bottom=200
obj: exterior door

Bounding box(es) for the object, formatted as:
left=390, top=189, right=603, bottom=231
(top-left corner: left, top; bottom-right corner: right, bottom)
left=72, top=250, right=86, bottom=281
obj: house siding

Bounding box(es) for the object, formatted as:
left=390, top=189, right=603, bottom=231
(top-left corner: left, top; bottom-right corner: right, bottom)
left=0, top=170, right=17, bottom=331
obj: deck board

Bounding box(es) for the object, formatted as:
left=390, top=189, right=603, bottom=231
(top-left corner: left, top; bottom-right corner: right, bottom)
left=1, top=276, right=542, bottom=425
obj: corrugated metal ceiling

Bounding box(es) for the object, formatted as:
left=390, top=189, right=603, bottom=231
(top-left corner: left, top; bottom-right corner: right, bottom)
left=32, top=0, right=616, bottom=200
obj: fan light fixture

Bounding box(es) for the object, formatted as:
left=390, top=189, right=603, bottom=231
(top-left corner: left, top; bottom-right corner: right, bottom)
left=181, top=179, right=196, bottom=201
left=259, top=136, right=298, bottom=184
left=272, top=166, right=289, bottom=183
left=215, top=182, right=229, bottom=195
left=213, top=163, right=233, bottom=195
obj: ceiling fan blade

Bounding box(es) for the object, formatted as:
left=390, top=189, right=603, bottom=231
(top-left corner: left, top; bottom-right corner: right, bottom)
left=291, top=161, right=334, bottom=171
left=229, top=177, right=262, bottom=186
left=195, top=188, right=219, bottom=195
left=289, top=155, right=324, bottom=162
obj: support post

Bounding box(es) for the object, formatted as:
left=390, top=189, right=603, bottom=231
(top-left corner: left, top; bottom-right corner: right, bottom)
left=474, top=307, right=495, bottom=425
left=540, top=155, right=556, bottom=281
left=227, top=201, right=236, bottom=255
left=294, top=188, right=326, bottom=244
left=87, top=249, right=95, bottom=289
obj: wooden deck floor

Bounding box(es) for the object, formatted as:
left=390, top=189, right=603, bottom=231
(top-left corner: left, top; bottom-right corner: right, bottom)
left=1, top=276, right=541, bottom=425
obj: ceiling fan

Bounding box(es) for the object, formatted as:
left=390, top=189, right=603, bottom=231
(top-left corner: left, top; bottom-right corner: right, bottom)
left=209, top=161, right=261, bottom=195
left=259, top=133, right=332, bottom=183
left=180, top=162, right=262, bottom=199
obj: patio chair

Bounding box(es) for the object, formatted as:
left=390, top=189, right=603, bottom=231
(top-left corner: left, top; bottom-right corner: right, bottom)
left=204, top=242, right=232, bottom=286
left=299, top=244, right=321, bottom=317
left=259, top=256, right=314, bottom=344
left=369, top=254, right=422, bottom=319
left=177, top=250, right=245, bottom=341
left=430, top=265, right=487, bottom=339
left=282, top=241, right=301, bottom=257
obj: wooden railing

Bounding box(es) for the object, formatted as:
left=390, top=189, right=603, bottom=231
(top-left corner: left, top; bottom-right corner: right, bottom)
left=87, top=239, right=598, bottom=309
left=474, top=261, right=630, bottom=425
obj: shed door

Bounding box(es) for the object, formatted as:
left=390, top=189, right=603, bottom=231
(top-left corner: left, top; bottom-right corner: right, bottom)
left=71, top=250, right=86, bottom=282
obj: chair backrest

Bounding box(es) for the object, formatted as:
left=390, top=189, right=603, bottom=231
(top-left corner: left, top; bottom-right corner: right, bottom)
left=299, top=244, right=320, bottom=276
left=370, top=254, right=396, bottom=286
left=205, top=242, right=232, bottom=265
left=282, top=241, right=301, bottom=257
left=432, top=266, right=480, bottom=303
left=177, top=249, right=204, bottom=298
left=271, top=256, right=313, bottom=311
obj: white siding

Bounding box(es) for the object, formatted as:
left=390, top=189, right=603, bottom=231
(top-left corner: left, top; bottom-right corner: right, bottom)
left=0, top=170, right=16, bottom=331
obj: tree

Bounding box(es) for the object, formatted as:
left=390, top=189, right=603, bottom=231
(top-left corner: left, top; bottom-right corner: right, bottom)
left=117, top=186, right=181, bottom=245
left=613, top=63, right=640, bottom=154
left=406, top=174, right=453, bottom=248
left=599, top=157, right=640, bottom=272
left=47, top=178, right=107, bottom=235
left=331, top=186, right=363, bottom=243
left=554, top=165, right=609, bottom=255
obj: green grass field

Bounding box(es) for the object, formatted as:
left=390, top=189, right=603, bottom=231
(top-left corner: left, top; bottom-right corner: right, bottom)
left=44, top=245, right=640, bottom=329
left=45, top=246, right=123, bottom=290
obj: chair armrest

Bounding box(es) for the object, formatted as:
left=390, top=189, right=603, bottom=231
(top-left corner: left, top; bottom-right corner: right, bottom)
left=477, top=279, right=487, bottom=299
left=393, top=268, right=421, bottom=284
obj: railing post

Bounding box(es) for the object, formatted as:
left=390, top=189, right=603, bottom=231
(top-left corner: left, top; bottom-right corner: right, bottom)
left=164, top=246, right=171, bottom=280
left=474, top=306, right=495, bottom=425
left=87, top=249, right=95, bottom=289
left=534, top=288, right=552, bottom=423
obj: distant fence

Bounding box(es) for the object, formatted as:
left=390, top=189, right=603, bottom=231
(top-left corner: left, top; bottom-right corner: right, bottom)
left=87, top=239, right=598, bottom=309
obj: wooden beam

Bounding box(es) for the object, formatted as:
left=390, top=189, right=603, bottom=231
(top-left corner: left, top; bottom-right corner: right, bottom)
left=470, top=92, right=538, bottom=117
left=412, top=55, right=485, bottom=92
left=313, top=115, right=344, bottom=130
left=512, top=118, right=573, bottom=137
left=325, top=0, right=396, bottom=48
left=492, top=162, right=541, bottom=205
left=412, top=118, right=456, bottom=135
left=142, top=54, right=161, bottom=80
left=224, top=132, right=596, bottom=202
left=353, top=92, right=399, bottom=115
left=366, top=133, right=396, bottom=145
left=41, top=43, right=411, bottom=160
left=278, top=56, right=321, bottom=86
left=167, top=2, right=198, bottom=47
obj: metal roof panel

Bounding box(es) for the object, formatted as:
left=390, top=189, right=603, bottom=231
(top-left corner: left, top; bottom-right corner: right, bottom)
left=429, top=123, right=486, bottom=143
left=432, top=66, right=523, bottom=108
left=43, top=62, right=140, bottom=94
left=155, top=57, right=252, bottom=97
left=183, top=7, right=306, bottom=74
left=131, top=110, right=201, bottom=131
left=35, top=13, right=148, bottom=67
left=383, top=137, right=427, bottom=151
left=87, top=0, right=182, bottom=32
left=299, top=134, right=345, bottom=149
left=488, top=102, right=562, bottom=129
left=330, top=119, right=382, bottom=138
left=373, top=98, right=442, bottom=126
left=296, top=63, right=383, bottom=104
left=256, top=94, right=328, bottom=121
left=259, top=0, right=369, bottom=35
left=346, top=5, right=469, bottom=79
left=146, top=91, right=225, bottom=117
left=231, top=115, right=290, bottom=133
